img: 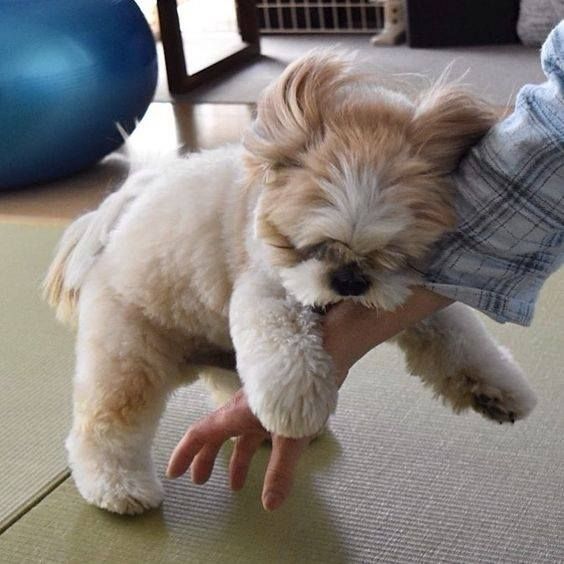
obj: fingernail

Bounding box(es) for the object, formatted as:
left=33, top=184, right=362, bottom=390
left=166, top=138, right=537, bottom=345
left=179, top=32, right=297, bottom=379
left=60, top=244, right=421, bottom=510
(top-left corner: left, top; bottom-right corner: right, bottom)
left=166, top=466, right=177, bottom=479
left=263, top=492, right=283, bottom=511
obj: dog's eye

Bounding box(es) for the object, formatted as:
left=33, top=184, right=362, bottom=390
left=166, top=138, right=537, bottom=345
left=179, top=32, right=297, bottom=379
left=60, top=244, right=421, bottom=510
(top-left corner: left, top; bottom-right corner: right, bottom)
left=269, top=243, right=294, bottom=251
left=267, top=244, right=302, bottom=268
left=297, top=242, right=325, bottom=261
left=283, top=158, right=302, bottom=169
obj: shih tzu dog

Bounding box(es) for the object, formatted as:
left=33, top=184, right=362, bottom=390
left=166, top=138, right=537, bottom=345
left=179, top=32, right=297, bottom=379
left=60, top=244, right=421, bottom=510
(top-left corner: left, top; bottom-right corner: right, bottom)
left=44, top=51, right=536, bottom=515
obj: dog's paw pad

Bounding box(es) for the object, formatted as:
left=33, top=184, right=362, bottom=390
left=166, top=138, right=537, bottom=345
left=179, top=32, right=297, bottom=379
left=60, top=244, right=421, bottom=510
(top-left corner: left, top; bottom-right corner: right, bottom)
left=472, top=391, right=518, bottom=424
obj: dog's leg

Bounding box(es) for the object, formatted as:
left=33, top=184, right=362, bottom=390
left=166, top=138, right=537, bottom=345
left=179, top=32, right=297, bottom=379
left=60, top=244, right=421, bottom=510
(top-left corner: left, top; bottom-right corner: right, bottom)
left=395, top=303, right=537, bottom=423
left=66, top=284, right=188, bottom=515
left=229, top=270, right=337, bottom=438
left=199, top=366, right=241, bottom=408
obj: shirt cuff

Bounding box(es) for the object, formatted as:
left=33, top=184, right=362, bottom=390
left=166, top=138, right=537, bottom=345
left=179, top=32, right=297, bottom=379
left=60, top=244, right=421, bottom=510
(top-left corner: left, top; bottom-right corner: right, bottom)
left=421, top=282, right=535, bottom=326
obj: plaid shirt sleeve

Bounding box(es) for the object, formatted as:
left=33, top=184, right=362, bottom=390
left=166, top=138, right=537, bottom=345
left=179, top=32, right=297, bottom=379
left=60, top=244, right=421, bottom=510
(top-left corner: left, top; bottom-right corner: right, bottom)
left=422, top=22, right=564, bottom=326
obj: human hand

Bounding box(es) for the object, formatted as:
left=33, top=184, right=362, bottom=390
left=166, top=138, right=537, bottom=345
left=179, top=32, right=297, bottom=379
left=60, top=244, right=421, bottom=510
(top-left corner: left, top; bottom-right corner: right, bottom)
left=167, top=288, right=450, bottom=510
left=166, top=389, right=312, bottom=511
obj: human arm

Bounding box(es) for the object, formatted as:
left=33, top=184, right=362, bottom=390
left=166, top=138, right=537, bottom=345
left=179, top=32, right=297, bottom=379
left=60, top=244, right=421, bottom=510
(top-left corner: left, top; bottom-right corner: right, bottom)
left=324, top=288, right=452, bottom=384
left=167, top=287, right=452, bottom=511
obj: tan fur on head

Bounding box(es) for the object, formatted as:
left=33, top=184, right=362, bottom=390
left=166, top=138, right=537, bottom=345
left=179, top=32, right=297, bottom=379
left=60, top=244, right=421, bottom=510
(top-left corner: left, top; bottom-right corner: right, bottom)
left=244, top=51, right=498, bottom=307
left=244, top=49, right=360, bottom=176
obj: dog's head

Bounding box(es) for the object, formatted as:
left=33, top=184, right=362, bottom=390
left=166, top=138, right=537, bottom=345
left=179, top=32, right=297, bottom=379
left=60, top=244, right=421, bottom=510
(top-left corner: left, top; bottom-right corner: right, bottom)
left=244, top=51, right=497, bottom=310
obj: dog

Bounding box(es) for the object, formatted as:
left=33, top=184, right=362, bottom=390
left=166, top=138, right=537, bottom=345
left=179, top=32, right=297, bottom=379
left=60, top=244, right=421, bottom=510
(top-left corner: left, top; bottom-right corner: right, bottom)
left=44, top=51, right=537, bottom=515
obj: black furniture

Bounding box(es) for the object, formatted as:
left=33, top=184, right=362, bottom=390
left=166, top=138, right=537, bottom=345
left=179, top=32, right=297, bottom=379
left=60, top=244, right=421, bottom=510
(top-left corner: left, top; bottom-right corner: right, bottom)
left=157, top=0, right=260, bottom=94
left=406, top=0, right=520, bottom=47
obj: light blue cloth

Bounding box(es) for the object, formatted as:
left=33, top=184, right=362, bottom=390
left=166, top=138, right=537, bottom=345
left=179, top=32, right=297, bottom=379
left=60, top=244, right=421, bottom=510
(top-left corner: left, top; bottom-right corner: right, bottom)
left=423, top=22, right=564, bottom=326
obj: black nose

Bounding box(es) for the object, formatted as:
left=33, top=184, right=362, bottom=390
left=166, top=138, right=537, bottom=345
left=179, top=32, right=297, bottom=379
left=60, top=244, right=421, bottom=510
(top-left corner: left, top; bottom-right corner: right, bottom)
left=329, top=264, right=370, bottom=296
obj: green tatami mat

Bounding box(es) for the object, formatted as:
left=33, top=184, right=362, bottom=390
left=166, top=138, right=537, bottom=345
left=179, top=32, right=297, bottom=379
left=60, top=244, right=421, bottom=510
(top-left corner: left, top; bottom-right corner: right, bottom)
left=1, top=222, right=563, bottom=562
left=0, top=223, right=72, bottom=532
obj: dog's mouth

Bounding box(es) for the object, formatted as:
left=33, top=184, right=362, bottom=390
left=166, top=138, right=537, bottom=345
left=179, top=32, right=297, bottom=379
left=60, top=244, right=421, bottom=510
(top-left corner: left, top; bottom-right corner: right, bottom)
left=310, top=302, right=339, bottom=316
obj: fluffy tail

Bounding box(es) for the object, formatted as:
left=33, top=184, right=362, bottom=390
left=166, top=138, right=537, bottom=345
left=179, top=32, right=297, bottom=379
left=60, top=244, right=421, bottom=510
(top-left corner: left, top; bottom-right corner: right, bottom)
left=43, top=182, right=141, bottom=325
left=43, top=122, right=182, bottom=325
left=43, top=213, right=95, bottom=324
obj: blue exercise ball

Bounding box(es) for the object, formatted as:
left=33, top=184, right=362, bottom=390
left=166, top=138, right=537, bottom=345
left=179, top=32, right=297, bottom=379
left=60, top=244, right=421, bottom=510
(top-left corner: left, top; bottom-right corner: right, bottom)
left=0, top=0, right=158, bottom=189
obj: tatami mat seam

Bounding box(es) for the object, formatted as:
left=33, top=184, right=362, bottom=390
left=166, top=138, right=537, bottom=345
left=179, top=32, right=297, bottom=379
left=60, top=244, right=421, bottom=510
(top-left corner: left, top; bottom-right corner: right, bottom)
left=0, top=471, right=71, bottom=535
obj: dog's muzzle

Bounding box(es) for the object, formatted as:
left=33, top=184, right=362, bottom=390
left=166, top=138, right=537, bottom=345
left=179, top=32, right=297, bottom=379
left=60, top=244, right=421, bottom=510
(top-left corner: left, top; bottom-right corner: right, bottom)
left=329, top=263, right=370, bottom=297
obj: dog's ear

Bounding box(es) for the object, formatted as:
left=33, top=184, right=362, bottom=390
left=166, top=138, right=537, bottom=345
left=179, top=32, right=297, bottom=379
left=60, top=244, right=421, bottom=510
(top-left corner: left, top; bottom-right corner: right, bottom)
left=244, top=50, right=355, bottom=177
left=411, top=84, right=499, bottom=174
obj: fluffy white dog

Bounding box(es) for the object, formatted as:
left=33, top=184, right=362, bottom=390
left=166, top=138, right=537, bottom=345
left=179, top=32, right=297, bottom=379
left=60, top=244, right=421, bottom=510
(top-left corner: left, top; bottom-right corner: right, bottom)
left=45, top=52, right=537, bottom=515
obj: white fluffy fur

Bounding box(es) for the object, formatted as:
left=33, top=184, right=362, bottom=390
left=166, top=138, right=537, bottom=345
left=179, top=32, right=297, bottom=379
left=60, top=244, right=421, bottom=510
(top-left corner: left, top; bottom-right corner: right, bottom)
left=44, top=52, right=537, bottom=515
left=279, top=260, right=414, bottom=311
left=395, top=304, right=537, bottom=420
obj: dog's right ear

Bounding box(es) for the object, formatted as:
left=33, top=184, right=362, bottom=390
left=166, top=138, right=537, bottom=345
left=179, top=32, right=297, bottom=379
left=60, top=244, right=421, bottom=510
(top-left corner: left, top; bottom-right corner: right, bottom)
left=411, top=83, right=499, bottom=175
left=243, top=50, right=355, bottom=180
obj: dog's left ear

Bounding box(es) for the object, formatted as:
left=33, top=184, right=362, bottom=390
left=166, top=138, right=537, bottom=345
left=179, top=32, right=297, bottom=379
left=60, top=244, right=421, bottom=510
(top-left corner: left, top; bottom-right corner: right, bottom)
left=411, top=85, right=499, bottom=174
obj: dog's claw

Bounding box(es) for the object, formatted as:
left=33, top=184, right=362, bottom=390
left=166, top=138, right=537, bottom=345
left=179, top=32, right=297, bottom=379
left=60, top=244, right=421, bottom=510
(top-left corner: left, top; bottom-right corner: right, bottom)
left=473, top=391, right=521, bottom=425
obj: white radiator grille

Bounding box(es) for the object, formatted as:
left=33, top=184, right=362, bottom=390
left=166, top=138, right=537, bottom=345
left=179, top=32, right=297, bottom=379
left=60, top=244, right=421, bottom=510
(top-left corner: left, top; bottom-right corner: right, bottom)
left=257, top=1, right=384, bottom=34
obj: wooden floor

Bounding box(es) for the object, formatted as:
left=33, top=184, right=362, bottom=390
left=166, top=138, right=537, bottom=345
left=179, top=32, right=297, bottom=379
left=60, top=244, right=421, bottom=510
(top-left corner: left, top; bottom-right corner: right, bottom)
left=0, top=102, right=254, bottom=222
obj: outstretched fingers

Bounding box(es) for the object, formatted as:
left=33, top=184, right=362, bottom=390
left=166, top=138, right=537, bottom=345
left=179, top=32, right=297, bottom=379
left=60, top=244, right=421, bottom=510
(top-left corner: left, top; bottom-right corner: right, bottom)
left=167, top=427, right=208, bottom=479
left=191, top=442, right=224, bottom=484
left=229, top=433, right=267, bottom=491
left=167, top=417, right=231, bottom=479
left=166, top=390, right=311, bottom=509
left=262, top=435, right=309, bottom=511
left=167, top=390, right=266, bottom=480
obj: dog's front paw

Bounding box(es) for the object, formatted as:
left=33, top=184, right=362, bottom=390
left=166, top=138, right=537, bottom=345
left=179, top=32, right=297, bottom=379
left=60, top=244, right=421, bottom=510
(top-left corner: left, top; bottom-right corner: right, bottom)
left=242, top=347, right=337, bottom=438
left=248, top=372, right=337, bottom=438
left=233, top=298, right=338, bottom=438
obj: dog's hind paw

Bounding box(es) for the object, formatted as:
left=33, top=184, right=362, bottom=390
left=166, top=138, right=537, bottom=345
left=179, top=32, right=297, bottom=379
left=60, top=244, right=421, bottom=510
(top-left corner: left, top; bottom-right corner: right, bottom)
left=445, top=346, right=537, bottom=425
left=471, top=389, right=519, bottom=424
left=94, top=479, right=164, bottom=515
left=467, top=348, right=537, bottom=425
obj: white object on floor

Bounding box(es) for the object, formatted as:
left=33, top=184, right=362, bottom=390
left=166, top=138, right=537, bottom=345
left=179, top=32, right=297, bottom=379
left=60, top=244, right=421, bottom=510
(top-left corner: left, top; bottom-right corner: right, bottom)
left=371, top=0, right=406, bottom=45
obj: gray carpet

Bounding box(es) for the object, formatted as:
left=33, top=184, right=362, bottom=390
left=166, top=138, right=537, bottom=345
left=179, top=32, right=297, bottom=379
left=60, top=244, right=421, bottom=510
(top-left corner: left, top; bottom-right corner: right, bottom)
left=156, top=36, right=545, bottom=105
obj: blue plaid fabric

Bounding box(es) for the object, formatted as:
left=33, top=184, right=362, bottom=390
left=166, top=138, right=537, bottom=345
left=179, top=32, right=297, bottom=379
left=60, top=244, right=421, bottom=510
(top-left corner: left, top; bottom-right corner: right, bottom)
left=422, top=22, right=564, bottom=326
